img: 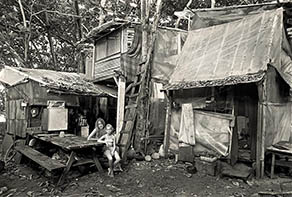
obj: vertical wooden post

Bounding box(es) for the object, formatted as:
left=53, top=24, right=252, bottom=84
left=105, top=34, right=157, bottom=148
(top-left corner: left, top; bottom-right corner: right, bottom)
left=163, top=90, right=172, bottom=157
left=230, top=91, right=238, bottom=166
left=260, top=78, right=267, bottom=178
left=90, top=44, right=96, bottom=79
left=256, top=102, right=263, bottom=179
left=256, top=77, right=267, bottom=179
left=141, top=0, right=148, bottom=60
left=116, top=76, right=126, bottom=141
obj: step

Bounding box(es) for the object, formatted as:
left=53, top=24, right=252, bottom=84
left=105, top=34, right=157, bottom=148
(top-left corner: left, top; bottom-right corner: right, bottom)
left=15, top=145, right=65, bottom=171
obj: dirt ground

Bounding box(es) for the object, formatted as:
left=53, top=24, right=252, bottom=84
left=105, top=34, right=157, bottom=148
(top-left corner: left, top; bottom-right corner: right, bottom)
left=1, top=156, right=292, bottom=197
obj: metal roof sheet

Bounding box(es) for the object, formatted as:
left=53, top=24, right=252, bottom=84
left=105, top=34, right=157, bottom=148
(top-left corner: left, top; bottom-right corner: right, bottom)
left=0, top=66, right=117, bottom=97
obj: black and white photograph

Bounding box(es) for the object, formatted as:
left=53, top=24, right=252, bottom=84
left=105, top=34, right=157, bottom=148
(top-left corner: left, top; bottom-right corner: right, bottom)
left=1, top=0, right=292, bottom=196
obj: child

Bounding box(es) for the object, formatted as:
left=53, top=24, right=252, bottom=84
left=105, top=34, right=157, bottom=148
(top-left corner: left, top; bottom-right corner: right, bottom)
left=98, top=124, right=122, bottom=177
left=87, top=118, right=106, bottom=140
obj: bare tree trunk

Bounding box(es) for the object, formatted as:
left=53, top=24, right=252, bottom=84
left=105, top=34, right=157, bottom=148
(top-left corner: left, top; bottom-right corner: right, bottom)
left=18, top=0, right=29, bottom=64
left=134, top=0, right=164, bottom=153
left=74, top=0, right=83, bottom=40
left=74, top=0, right=85, bottom=73
left=45, top=12, right=57, bottom=68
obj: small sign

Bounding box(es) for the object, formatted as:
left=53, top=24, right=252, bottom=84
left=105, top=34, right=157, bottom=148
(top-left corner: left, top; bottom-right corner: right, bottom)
left=47, top=100, right=65, bottom=108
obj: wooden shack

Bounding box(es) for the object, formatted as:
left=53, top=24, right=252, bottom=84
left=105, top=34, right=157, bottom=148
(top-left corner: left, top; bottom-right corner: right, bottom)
left=0, top=66, right=117, bottom=139
left=163, top=6, right=292, bottom=178
left=83, top=20, right=187, bottom=152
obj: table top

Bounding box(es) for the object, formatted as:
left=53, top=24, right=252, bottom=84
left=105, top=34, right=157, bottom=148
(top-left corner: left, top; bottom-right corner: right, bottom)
left=266, top=146, right=292, bottom=156
left=34, top=133, right=104, bottom=150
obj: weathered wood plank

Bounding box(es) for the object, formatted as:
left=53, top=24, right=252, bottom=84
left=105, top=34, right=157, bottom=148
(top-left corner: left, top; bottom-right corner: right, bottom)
left=116, top=77, right=126, bottom=141
left=35, top=134, right=103, bottom=150
left=15, top=100, right=26, bottom=120
left=9, top=100, right=16, bottom=120
left=15, top=145, right=65, bottom=171
left=163, top=91, right=172, bottom=157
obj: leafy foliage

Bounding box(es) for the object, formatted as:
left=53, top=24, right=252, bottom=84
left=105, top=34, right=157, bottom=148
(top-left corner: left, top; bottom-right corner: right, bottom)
left=0, top=0, right=275, bottom=71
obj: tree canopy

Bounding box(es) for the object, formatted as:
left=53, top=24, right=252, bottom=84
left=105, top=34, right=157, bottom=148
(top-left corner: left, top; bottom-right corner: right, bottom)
left=0, top=0, right=275, bottom=72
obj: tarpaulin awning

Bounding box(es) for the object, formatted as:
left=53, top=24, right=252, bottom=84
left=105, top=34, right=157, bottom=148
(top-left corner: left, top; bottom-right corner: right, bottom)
left=152, top=28, right=187, bottom=83
left=0, top=66, right=117, bottom=97
left=164, top=8, right=287, bottom=90
left=191, top=3, right=278, bottom=30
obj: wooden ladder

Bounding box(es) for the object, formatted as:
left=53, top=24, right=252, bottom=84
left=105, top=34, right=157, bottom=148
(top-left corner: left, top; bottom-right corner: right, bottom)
left=118, top=65, right=147, bottom=161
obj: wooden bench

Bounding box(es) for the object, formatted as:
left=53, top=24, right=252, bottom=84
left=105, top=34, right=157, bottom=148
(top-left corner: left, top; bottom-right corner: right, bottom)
left=15, top=145, right=65, bottom=171
left=266, top=146, right=292, bottom=178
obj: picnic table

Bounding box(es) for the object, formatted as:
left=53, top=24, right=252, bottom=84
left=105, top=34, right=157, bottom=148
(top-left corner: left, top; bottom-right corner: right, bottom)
left=266, top=142, right=292, bottom=178
left=16, top=133, right=104, bottom=185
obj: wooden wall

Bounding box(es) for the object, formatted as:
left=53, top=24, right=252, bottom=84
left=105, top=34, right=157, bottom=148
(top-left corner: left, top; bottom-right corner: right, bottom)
left=6, top=80, right=80, bottom=138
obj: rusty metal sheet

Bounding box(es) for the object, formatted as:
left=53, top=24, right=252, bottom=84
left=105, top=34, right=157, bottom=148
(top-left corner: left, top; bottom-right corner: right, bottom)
left=15, top=100, right=26, bottom=120
left=0, top=66, right=117, bottom=97
left=9, top=100, right=16, bottom=120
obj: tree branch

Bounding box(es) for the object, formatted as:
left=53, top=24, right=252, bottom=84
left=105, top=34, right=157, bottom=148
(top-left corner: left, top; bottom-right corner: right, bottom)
left=31, top=9, right=82, bottom=18
left=0, top=34, right=25, bottom=67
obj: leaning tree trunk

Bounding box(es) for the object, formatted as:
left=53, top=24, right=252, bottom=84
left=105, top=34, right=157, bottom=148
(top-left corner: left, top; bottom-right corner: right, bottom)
left=18, top=0, right=29, bottom=64
left=74, top=0, right=85, bottom=74
left=45, top=12, right=57, bottom=68
left=134, top=0, right=164, bottom=153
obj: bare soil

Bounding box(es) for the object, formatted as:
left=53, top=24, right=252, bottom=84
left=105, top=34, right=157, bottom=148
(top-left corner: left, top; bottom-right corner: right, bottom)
left=1, top=157, right=292, bottom=197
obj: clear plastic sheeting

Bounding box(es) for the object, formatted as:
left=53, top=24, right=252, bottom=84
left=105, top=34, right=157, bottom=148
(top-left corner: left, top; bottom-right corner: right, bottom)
left=179, top=104, right=196, bottom=145
left=169, top=108, right=181, bottom=153
left=194, top=110, right=232, bottom=156
left=152, top=29, right=187, bottom=83
left=264, top=102, right=292, bottom=148
left=174, top=104, right=233, bottom=156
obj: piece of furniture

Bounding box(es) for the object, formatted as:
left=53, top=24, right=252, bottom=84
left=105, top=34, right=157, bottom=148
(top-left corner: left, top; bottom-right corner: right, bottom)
left=266, top=146, right=292, bottom=178
left=16, top=133, right=104, bottom=185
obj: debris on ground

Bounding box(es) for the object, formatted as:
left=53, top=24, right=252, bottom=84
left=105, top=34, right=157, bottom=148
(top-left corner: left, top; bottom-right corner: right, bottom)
left=0, top=153, right=291, bottom=197
left=151, top=152, right=160, bottom=160
left=0, top=186, right=8, bottom=195
left=106, top=184, right=121, bottom=193
left=145, top=155, right=152, bottom=162
left=221, top=162, right=253, bottom=180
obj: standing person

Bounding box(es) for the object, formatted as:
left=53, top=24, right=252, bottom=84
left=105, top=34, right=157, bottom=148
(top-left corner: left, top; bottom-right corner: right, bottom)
left=98, top=124, right=122, bottom=177
left=87, top=118, right=106, bottom=140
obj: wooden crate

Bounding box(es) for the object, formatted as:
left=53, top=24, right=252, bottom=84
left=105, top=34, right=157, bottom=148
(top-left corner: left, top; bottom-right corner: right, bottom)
left=195, top=157, right=218, bottom=176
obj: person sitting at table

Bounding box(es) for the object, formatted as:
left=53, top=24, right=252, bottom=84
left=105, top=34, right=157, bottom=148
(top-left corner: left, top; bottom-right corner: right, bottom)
left=87, top=118, right=106, bottom=140
left=98, top=124, right=122, bottom=177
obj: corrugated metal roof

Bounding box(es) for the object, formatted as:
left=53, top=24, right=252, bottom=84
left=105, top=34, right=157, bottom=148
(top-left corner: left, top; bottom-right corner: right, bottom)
left=164, top=8, right=283, bottom=90
left=0, top=66, right=117, bottom=97
left=81, top=19, right=130, bottom=43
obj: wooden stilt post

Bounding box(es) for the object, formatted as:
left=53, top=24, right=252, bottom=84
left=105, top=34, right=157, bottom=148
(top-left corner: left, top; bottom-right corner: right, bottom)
left=163, top=90, right=172, bottom=157
left=256, top=101, right=263, bottom=179
left=116, top=76, right=126, bottom=141
left=260, top=78, right=267, bottom=178
left=256, top=77, right=267, bottom=179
